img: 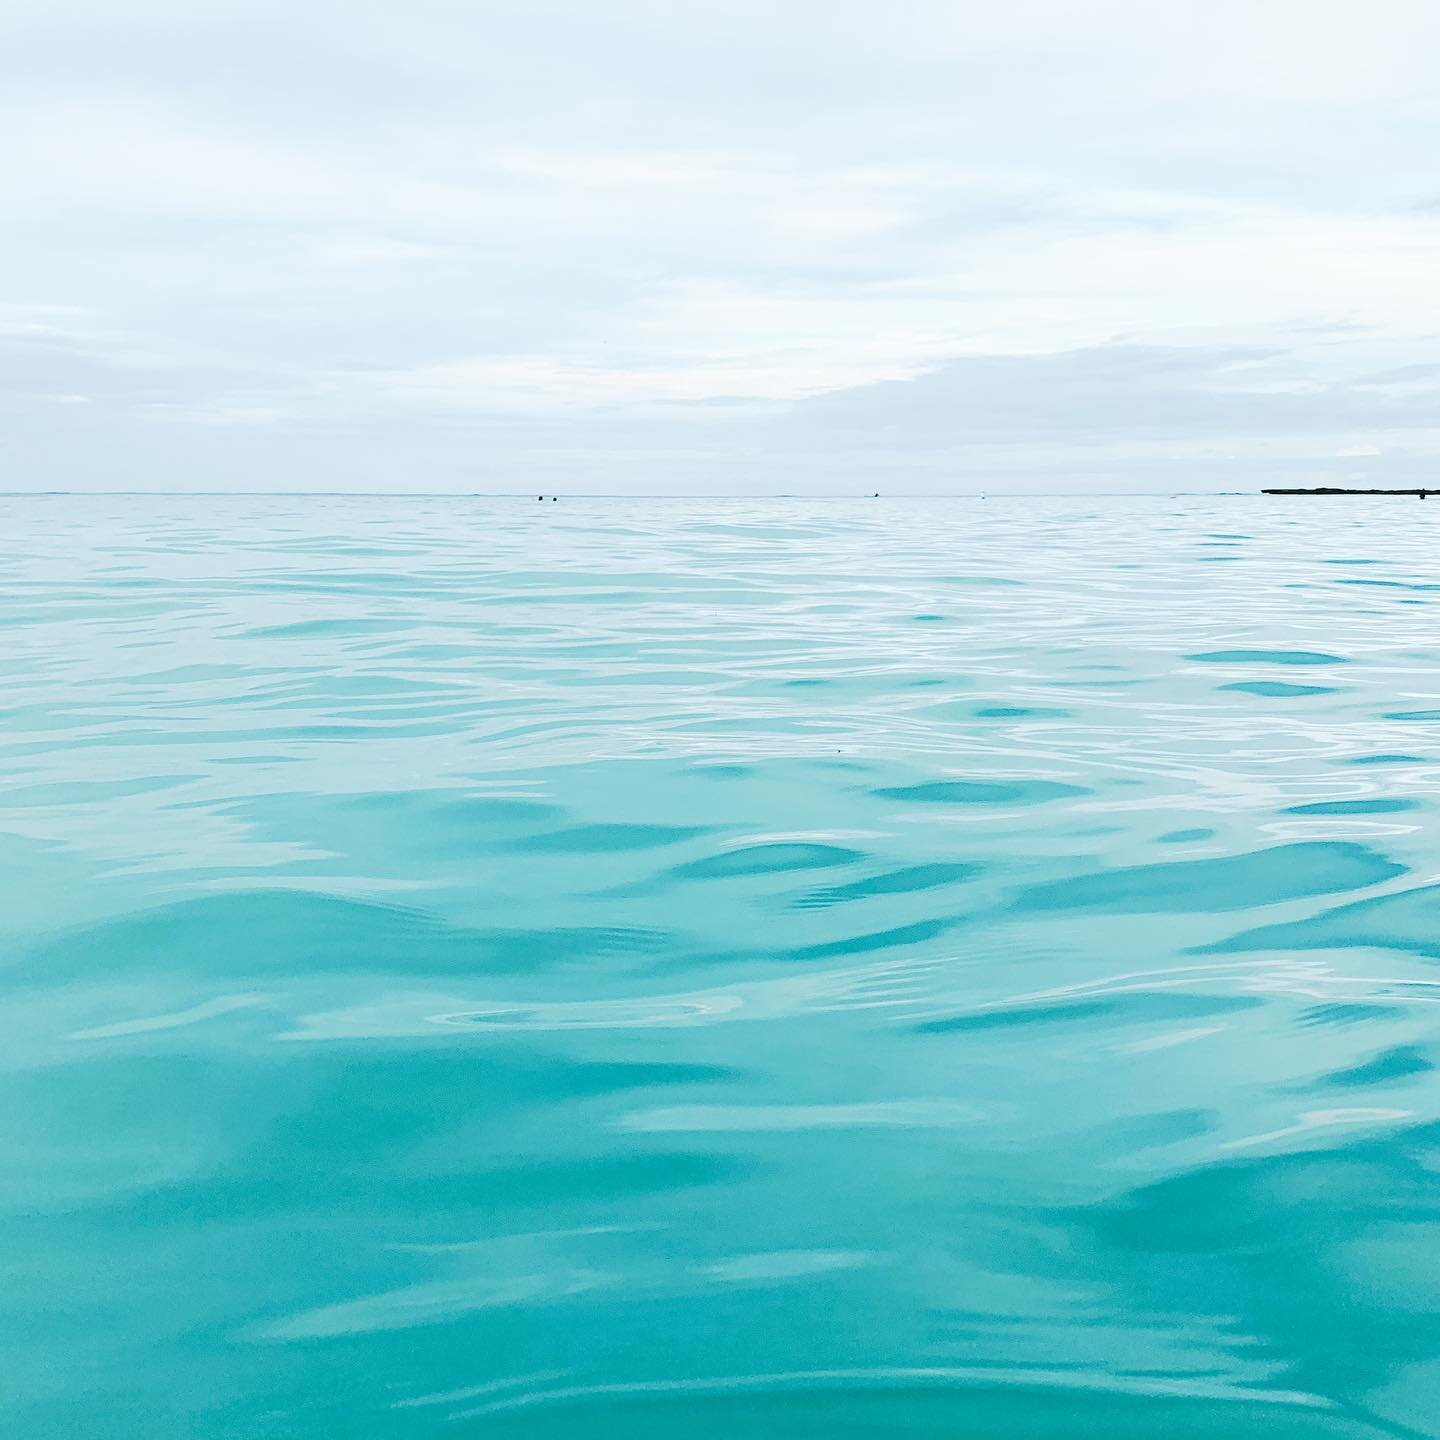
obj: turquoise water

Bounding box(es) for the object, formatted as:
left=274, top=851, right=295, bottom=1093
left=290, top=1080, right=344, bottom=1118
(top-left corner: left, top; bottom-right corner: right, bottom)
left=5, top=494, right=1440, bottom=1439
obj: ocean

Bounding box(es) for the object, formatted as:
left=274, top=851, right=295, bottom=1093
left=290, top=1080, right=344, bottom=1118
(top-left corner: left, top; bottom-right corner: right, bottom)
left=4, top=493, right=1439, bottom=1438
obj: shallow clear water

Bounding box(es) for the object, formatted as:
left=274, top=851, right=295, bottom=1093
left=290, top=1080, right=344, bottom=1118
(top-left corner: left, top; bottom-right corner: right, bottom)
left=5, top=494, right=1440, bottom=1439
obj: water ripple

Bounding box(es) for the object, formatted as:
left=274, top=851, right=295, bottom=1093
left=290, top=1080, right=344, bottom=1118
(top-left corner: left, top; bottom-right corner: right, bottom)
left=6, top=494, right=1440, bottom=1438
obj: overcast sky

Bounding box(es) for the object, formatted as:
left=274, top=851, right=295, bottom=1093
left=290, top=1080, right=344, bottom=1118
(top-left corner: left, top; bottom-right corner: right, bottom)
left=5, top=0, right=1439, bottom=493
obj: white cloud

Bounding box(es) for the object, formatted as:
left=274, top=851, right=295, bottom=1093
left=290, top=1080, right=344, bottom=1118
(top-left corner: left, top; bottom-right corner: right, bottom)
left=4, top=0, right=1440, bottom=489
left=379, top=352, right=933, bottom=411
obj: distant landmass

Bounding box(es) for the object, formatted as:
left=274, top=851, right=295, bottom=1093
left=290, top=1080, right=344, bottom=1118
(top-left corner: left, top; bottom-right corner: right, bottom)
left=1263, top=487, right=1432, bottom=496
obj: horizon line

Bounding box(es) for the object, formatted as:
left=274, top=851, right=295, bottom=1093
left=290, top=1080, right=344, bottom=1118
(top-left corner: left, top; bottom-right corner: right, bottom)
left=0, top=489, right=1254, bottom=499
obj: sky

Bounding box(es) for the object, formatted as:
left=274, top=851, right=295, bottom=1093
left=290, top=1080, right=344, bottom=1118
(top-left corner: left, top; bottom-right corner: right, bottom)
left=4, top=0, right=1440, bottom=494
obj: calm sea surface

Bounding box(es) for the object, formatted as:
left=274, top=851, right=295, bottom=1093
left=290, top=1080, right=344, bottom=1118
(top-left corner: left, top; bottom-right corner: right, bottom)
left=5, top=494, right=1440, bottom=1439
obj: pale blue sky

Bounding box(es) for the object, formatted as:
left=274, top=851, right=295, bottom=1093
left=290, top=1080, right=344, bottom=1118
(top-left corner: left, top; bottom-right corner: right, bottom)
left=4, top=0, right=1439, bottom=492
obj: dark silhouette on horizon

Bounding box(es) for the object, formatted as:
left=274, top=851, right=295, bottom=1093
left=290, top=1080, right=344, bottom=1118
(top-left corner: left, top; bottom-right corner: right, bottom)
left=1264, top=487, right=1431, bottom=498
